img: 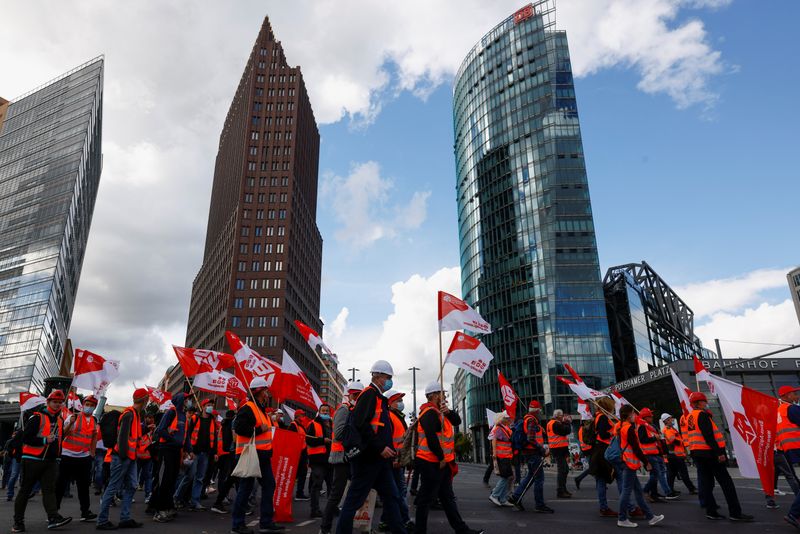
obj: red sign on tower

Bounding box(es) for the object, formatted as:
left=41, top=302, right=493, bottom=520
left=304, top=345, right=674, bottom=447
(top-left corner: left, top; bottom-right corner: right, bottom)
left=514, top=5, right=534, bottom=24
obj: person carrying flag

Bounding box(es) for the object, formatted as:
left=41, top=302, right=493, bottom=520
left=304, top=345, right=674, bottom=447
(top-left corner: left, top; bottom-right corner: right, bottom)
left=637, top=408, right=677, bottom=502
left=488, top=411, right=515, bottom=507
left=56, top=394, right=99, bottom=522
left=546, top=409, right=572, bottom=499
left=660, top=414, right=696, bottom=495
left=151, top=392, right=191, bottom=523
left=507, top=400, right=552, bottom=513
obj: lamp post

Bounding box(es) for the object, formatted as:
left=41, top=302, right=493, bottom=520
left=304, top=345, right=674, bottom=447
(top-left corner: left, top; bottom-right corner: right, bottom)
left=408, top=366, right=420, bottom=418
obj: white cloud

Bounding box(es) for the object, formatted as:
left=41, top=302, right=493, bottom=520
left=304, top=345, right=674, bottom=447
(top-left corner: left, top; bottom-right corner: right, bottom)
left=321, top=161, right=431, bottom=249
left=328, top=307, right=350, bottom=339
left=676, top=268, right=790, bottom=319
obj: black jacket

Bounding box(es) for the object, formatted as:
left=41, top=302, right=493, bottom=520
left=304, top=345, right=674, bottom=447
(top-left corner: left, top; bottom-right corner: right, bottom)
left=690, top=411, right=726, bottom=458
left=351, top=383, right=393, bottom=461
left=234, top=401, right=272, bottom=459
left=305, top=415, right=331, bottom=464
left=23, top=408, right=61, bottom=460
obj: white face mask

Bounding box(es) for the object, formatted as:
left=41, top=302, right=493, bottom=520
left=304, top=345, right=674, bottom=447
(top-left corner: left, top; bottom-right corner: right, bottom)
left=205, top=406, right=213, bottom=414
left=83, top=406, right=94, bottom=415
left=395, top=401, right=405, bottom=412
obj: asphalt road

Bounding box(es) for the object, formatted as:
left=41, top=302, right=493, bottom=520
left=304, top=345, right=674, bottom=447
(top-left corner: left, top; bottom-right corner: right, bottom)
left=2, top=463, right=797, bottom=534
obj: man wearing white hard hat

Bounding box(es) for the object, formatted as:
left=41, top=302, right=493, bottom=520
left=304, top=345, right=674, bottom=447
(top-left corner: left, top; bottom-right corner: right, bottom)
left=336, top=361, right=407, bottom=534
left=320, top=382, right=363, bottom=534
left=660, top=413, right=696, bottom=496
left=415, top=381, right=483, bottom=534
left=230, top=378, right=285, bottom=534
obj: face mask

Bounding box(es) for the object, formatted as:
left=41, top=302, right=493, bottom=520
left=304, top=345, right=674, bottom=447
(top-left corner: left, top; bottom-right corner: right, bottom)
left=319, top=414, right=330, bottom=421
left=205, top=406, right=213, bottom=414
left=382, top=379, right=393, bottom=392
left=83, top=406, right=94, bottom=415
left=395, top=401, right=405, bottom=413
left=184, top=400, right=192, bottom=410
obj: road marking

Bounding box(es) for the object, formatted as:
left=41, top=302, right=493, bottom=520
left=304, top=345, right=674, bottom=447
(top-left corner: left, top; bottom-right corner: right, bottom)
left=297, top=520, right=315, bottom=527
left=248, top=520, right=260, bottom=527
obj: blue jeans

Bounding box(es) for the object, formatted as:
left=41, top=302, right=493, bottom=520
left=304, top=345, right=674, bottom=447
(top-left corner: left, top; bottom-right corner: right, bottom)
left=137, top=460, right=153, bottom=498
left=643, top=455, right=670, bottom=496
left=232, top=452, right=275, bottom=529
left=6, top=459, right=20, bottom=500
left=93, top=452, right=105, bottom=489
left=173, top=455, right=197, bottom=503
left=618, top=466, right=654, bottom=522
left=790, top=488, right=800, bottom=519
left=191, top=452, right=210, bottom=506
left=390, top=467, right=410, bottom=523
left=596, top=471, right=620, bottom=510
left=337, top=457, right=406, bottom=534
left=98, top=455, right=138, bottom=524
left=512, top=455, right=544, bottom=507
left=490, top=473, right=513, bottom=503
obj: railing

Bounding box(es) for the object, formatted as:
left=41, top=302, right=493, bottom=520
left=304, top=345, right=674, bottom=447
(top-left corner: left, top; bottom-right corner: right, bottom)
left=11, top=55, right=104, bottom=102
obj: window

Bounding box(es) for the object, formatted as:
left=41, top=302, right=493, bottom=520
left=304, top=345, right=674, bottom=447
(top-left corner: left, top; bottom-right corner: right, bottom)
left=271, top=177, right=278, bottom=186
left=261, top=297, right=269, bottom=308
left=255, top=88, right=263, bottom=96
left=278, top=210, right=286, bottom=219
left=244, top=193, right=253, bottom=203
left=251, top=131, right=259, bottom=140
left=251, top=261, right=260, bottom=271
left=274, top=279, right=282, bottom=289
left=252, top=116, right=260, bottom=125
left=269, top=193, right=276, bottom=202
left=267, top=226, right=275, bottom=236
left=276, top=244, right=284, bottom=254
left=256, top=75, right=264, bottom=83
left=280, top=193, right=287, bottom=202
left=242, top=209, right=250, bottom=219
left=259, top=177, right=267, bottom=187
left=262, top=279, right=270, bottom=289
left=250, top=279, right=258, bottom=290
left=235, top=279, right=245, bottom=290
left=259, top=317, right=267, bottom=328
left=239, top=243, right=248, bottom=254
left=247, top=162, right=256, bottom=171
left=246, top=317, right=255, bottom=328
left=252, top=243, right=261, bottom=254
left=257, top=336, right=265, bottom=347
left=253, top=102, right=262, bottom=112
left=232, top=316, right=241, bottom=327
left=272, top=297, right=280, bottom=307
left=268, top=209, right=276, bottom=219
left=248, top=297, right=257, bottom=308
left=247, top=177, right=255, bottom=187
left=234, top=298, right=243, bottom=309
left=277, top=226, right=285, bottom=236
left=269, top=336, right=278, bottom=347
left=275, top=261, right=283, bottom=271
left=241, top=227, right=250, bottom=237
left=238, top=261, right=246, bottom=272
left=245, top=336, right=254, bottom=346
left=264, top=261, right=272, bottom=271
left=265, top=243, right=273, bottom=254
left=258, top=61, right=266, bottom=69
left=260, top=48, right=267, bottom=56
left=270, top=317, right=279, bottom=327
left=258, top=193, right=265, bottom=203
left=254, top=226, right=262, bottom=237
left=249, top=147, right=257, bottom=156
left=256, top=209, right=264, bottom=220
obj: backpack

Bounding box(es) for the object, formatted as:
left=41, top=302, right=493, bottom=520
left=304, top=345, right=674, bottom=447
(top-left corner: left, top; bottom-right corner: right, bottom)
left=511, top=419, right=529, bottom=451
left=604, top=435, right=622, bottom=464
left=581, top=420, right=597, bottom=448
left=397, top=422, right=418, bottom=467
left=99, top=410, right=122, bottom=449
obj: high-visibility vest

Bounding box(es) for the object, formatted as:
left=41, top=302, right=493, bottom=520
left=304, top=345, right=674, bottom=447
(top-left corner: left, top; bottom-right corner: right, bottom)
left=114, top=407, right=141, bottom=460
left=159, top=408, right=180, bottom=443
left=578, top=426, right=592, bottom=452
left=22, top=412, right=63, bottom=459
left=522, top=414, right=544, bottom=452
left=190, top=417, right=218, bottom=449
left=663, top=427, right=686, bottom=457
left=619, top=422, right=641, bottom=470
left=305, top=419, right=327, bottom=456
left=416, top=405, right=455, bottom=463
left=217, top=424, right=229, bottom=456
left=235, top=401, right=273, bottom=454
left=638, top=421, right=660, bottom=456
left=62, top=413, right=96, bottom=455
left=594, top=413, right=612, bottom=445
left=137, top=433, right=152, bottom=460
left=389, top=411, right=406, bottom=451
left=289, top=420, right=307, bottom=451
left=364, top=384, right=386, bottom=435
left=104, top=447, right=113, bottom=463
left=546, top=420, right=568, bottom=449
left=330, top=402, right=349, bottom=453
left=686, top=409, right=725, bottom=452
left=679, top=414, right=689, bottom=441
left=494, top=424, right=513, bottom=459
left=778, top=403, right=800, bottom=452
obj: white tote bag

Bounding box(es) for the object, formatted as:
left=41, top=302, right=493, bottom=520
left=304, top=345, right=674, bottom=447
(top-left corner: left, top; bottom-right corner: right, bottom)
left=231, top=436, right=261, bottom=479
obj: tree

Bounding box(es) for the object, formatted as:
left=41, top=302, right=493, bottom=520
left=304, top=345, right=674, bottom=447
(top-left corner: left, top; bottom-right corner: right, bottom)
left=454, top=432, right=474, bottom=462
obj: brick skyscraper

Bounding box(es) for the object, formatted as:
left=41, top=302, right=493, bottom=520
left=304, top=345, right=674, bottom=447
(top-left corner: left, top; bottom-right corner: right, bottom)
left=181, top=17, right=334, bottom=401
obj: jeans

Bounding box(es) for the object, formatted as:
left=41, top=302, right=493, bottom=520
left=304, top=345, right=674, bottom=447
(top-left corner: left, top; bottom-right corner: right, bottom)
left=618, top=466, right=654, bottom=522
left=414, top=459, right=468, bottom=534
left=191, top=452, right=210, bottom=506
left=552, top=447, right=569, bottom=493
left=643, top=455, right=671, bottom=496
left=98, top=455, right=138, bottom=524
left=337, top=457, right=406, bottom=534
left=309, top=462, right=329, bottom=514
left=137, top=459, right=153, bottom=498
left=595, top=473, right=621, bottom=511
left=93, top=452, right=106, bottom=491
left=390, top=467, right=410, bottom=523
left=490, top=472, right=513, bottom=504
left=6, top=458, right=20, bottom=500
left=13, top=459, right=59, bottom=523
left=56, top=455, right=93, bottom=514
left=173, top=454, right=197, bottom=503
left=231, top=452, right=275, bottom=529
left=512, top=455, right=544, bottom=507
left=774, top=450, right=800, bottom=495
left=694, top=455, right=742, bottom=516
left=666, top=455, right=696, bottom=492
left=322, top=463, right=350, bottom=531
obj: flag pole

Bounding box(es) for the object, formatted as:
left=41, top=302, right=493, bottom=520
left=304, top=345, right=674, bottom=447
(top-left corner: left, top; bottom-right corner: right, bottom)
left=306, top=347, right=345, bottom=398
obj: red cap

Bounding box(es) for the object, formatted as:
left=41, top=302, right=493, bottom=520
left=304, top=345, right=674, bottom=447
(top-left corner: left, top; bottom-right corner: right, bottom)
left=47, top=390, right=65, bottom=401
left=638, top=408, right=653, bottom=418
left=83, top=395, right=98, bottom=406
left=689, top=391, right=707, bottom=404
left=202, top=398, right=214, bottom=406
left=529, top=400, right=541, bottom=409
left=295, top=409, right=306, bottom=418
left=133, top=388, right=149, bottom=402
left=779, top=386, right=800, bottom=397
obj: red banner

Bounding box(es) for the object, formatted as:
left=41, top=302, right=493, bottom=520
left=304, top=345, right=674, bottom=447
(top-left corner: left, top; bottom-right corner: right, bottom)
left=497, top=370, right=517, bottom=420
left=271, top=428, right=304, bottom=522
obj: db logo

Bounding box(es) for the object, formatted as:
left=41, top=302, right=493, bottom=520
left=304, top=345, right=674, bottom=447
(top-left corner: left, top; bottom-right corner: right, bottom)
left=443, top=295, right=451, bottom=303
left=458, top=335, right=464, bottom=341
left=86, top=355, right=93, bottom=363
left=733, top=411, right=757, bottom=445
left=501, top=385, right=515, bottom=406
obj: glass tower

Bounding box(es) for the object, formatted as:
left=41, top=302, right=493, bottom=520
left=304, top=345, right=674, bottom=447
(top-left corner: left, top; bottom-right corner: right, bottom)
left=0, top=58, right=103, bottom=400
left=452, top=1, right=613, bottom=442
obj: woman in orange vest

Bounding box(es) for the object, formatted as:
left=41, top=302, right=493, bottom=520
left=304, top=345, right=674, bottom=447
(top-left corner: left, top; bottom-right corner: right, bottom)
left=489, top=411, right=514, bottom=506
left=546, top=409, right=572, bottom=498
left=574, top=407, right=593, bottom=491
left=660, top=413, right=697, bottom=495
left=616, top=405, right=664, bottom=528
left=637, top=408, right=677, bottom=502
left=56, top=394, right=98, bottom=521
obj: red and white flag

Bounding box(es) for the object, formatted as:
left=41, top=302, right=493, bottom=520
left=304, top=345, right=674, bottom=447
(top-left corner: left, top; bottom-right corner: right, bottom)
left=560, top=364, right=605, bottom=401
left=173, top=346, right=236, bottom=376
left=577, top=399, right=592, bottom=420
left=67, top=391, right=82, bottom=411
left=226, top=397, right=238, bottom=411
left=706, top=373, right=777, bottom=494
left=610, top=390, right=631, bottom=417
left=145, top=385, right=173, bottom=410
left=497, top=371, right=518, bottom=420
left=438, top=291, right=491, bottom=334
left=192, top=369, right=248, bottom=399
left=72, top=349, right=120, bottom=395
left=19, top=392, right=46, bottom=412
left=669, top=369, right=693, bottom=416
left=281, top=404, right=296, bottom=421
left=311, top=387, right=323, bottom=409
left=444, top=332, right=494, bottom=378
left=275, top=351, right=317, bottom=410
left=693, top=355, right=714, bottom=393
left=293, top=320, right=334, bottom=359
left=225, top=331, right=282, bottom=389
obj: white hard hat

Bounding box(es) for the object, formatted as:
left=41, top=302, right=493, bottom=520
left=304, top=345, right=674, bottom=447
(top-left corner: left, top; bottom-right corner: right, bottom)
left=660, top=413, right=673, bottom=423
left=249, top=377, right=269, bottom=390
left=370, top=360, right=394, bottom=376
left=385, top=390, right=405, bottom=402
left=424, top=381, right=444, bottom=395
left=346, top=381, right=364, bottom=393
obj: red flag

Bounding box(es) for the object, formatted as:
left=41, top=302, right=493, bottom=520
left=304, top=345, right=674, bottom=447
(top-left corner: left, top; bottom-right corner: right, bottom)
left=67, top=391, right=82, bottom=411
left=226, top=397, right=237, bottom=411
left=192, top=369, right=247, bottom=399
left=173, top=346, right=236, bottom=377
left=669, top=369, right=692, bottom=416
left=72, top=349, right=120, bottom=395
left=445, top=333, right=494, bottom=378
left=438, top=291, right=491, bottom=334
left=19, top=392, right=46, bottom=411
left=293, top=320, right=334, bottom=358
left=271, top=428, right=304, bottom=522
left=497, top=371, right=517, bottom=420
left=225, top=331, right=281, bottom=389
left=144, top=385, right=173, bottom=410
left=577, top=399, right=592, bottom=420
left=559, top=365, right=604, bottom=401
left=275, top=351, right=317, bottom=410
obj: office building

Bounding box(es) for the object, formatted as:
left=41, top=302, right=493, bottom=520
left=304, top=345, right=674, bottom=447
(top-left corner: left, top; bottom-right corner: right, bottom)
left=789, top=267, right=800, bottom=326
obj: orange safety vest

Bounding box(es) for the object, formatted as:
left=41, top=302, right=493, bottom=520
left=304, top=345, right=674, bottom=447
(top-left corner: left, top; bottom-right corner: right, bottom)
left=114, top=407, right=141, bottom=460
left=594, top=413, right=612, bottom=445
left=330, top=402, right=349, bottom=453
left=546, top=420, right=568, bottom=449
left=663, top=427, right=686, bottom=457
left=289, top=420, right=307, bottom=451
left=62, top=412, right=96, bottom=455
left=389, top=411, right=406, bottom=451
left=638, top=421, right=660, bottom=456
left=416, top=404, right=455, bottom=463
left=686, top=409, right=725, bottom=452
left=137, top=433, right=152, bottom=460
left=305, top=419, right=327, bottom=456
left=104, top=447, right=113, bottom=463
left=578, top=426, right=592, bottom=452
left=190, top=417, right=218, bottom=449
left=778, top=403, right=800, bottom=452
left=522, top=414, right=544, bottom=452
left=159, top=407, right=180, bottom=443
left=679, top=414, right=689, bottom=441
left=235, top=401, right=273, bottom=454
left=22, top=412, right=63, bottom=459
left=217, top=424, right=228, bottom=456
left=619, top=421, right=641, bottom=471
left=494, top=424, right=513, bottom=459
left=366, top=385, right=386, bottom=435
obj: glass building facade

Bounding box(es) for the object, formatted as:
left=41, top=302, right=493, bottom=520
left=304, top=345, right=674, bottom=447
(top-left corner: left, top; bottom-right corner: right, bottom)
left=452, top=1, right=614, bottom=443
left=0, top=58, right=103, bottom=400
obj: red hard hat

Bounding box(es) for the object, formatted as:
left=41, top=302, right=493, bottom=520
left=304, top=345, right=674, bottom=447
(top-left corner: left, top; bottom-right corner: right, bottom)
left=638, top=408, right=653, bottom=418
left=779, top=386, right=800, bottom=397
left=689, top=392, right=707, bottom=404
left=202, top=398, right=215, bottom=406
left=47, top=390, right=65, bottom=401
left=529, top=400, right=541, bottom=409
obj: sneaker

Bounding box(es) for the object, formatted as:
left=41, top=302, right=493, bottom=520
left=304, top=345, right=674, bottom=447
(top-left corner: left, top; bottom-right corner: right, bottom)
left=488, top=495, right=502, bottom=507
left=706, top=512, right=726, bottom=520
left=230, top=527, right=254, bottom=534
left=48, top=516, right=73, bottom=530
left=775, top=489, right=787, bottom=496
left=600, top=508, right=618, bottom=518
left=404, top=521, right=416, bottom=532
left=785, top=514, right=800, bottom=529
left=81, top=512, right=98, bottom=522
left=118, top=520, right=143, bottom=528
left=617, top=519, right=638, bottom=528
left=502, top=501, right=515, bottom=507
left=647, top=495, right=665, bottom=504
left=7, top=495, right=14, bottom=502
left=189, top=504, right=207, bottom=511
left=648, top=515, right=664, bottom=526
left=12, top=522, right=25, bottom=533
left=730, top=514, right=754, bottom=522
left=767, top=499, right=780, bottom=510
left=152, top=513, right=170, bottom=523
left=665, top=492, right=680, bottom=500
left=166, top=509, right=178, bottom=519
left=211, top=504, right=229, bottom=514
left=258, top=523, right=286, bottom=533
left=144, top=497, right=151, bottom=504
left=534, top=505, right=555, bottom=514
left=95, top=522, right=117, bottom=531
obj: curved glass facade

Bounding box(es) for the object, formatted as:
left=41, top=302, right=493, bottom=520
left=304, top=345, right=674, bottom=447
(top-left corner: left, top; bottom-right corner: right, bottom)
left=452, top=1, right=613, bottom=438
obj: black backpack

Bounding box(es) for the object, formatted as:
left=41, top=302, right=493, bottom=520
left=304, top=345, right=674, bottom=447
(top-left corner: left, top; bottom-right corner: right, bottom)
left=99, top=410, right=121, bottom=449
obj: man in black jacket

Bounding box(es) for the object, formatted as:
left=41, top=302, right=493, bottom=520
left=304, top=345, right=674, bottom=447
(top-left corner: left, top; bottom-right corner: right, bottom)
left=304, top=404, right=332, bottom=518
left=13, top=390, right=71, bottom=533
left=336, top=360, right=406, bottom=534
left=151, top=392, right=191, bottom=522
left=211, top=410, right=235, bottom=514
